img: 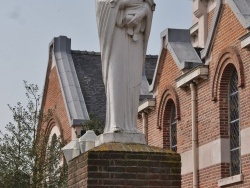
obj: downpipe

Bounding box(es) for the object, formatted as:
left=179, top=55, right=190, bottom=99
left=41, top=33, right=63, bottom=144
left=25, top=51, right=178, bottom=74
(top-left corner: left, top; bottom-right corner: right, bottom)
left=142, top=112, right=148, bottom=143
left=190, top=82, right=198, bottom=188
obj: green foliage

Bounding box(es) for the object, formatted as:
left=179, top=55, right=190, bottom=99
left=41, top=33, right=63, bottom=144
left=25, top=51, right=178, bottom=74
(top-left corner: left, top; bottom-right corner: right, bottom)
left=0, top=81, right=67, bottom=188
left=82, top=114, right=104, bottom=136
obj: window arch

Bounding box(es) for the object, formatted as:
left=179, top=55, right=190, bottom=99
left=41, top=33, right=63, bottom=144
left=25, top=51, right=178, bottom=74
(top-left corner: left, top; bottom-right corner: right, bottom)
left=45, top=118, right=64, bottom=143
left=219, top=64, right=241, bottom=178
left=229, top=68, right=240, bottom=176
left=48, top=125, right=61, bottom=144
left=212, top=46, right=244, bottom=101
left=158, top=86, right=180, bottom=151
left=162, top=99, right=177, bottom=152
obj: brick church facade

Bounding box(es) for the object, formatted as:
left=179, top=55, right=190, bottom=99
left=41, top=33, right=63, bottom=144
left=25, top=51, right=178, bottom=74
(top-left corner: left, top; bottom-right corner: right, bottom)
left=40, top=0, right=250, bottom=187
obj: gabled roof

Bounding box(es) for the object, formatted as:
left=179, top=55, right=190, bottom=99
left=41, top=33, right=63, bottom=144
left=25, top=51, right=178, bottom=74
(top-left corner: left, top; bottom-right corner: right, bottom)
left=201, top=0, right=250, bottom=59
left=150, top=28, right=203, bottom=92
left=201, top=0, right=223, bottom=59
left=163, top=28, right=203, bottom=70
left=71, top=51, right=157, bottom=124
left=71, top=51, right=106, bottom=124
left=52, top=36, right=90, bottom=126
left=144, top=55, right=158, bottom=84
left=228, top=0, right=250, bottom=29
left=45, top=36, right=157, bottom=125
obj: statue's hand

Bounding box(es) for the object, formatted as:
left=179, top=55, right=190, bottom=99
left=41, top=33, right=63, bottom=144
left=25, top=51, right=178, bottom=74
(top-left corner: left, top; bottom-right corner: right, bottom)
left=110, top=0, right=118, bottom=8
left=127, top=9, right=146, bottom=27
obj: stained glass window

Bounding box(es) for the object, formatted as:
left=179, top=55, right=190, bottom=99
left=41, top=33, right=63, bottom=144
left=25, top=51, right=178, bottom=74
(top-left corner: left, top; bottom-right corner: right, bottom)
left=170, top=105, right=177, bottom=152
left=229, top=68, right=240, bottom=176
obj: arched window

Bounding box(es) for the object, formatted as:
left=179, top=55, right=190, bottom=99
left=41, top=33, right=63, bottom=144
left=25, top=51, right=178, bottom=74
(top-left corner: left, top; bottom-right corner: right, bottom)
left=163, top=100, right=177, bottom=152
left=51, top=134, right=57, bottom=148
left=170, top=105, right=177, bottom=152
left=158, top=86, right=180, bottom=151
left=229, top=68, right=240, bottom=176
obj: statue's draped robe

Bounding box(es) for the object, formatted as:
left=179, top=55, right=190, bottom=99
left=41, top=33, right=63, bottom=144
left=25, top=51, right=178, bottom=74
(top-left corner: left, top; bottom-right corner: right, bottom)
left=96, top=0, right=153, bottom=133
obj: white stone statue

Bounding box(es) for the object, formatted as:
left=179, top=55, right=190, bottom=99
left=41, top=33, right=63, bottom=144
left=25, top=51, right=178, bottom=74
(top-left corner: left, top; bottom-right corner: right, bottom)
left=95, top=0, right=155, bottom=144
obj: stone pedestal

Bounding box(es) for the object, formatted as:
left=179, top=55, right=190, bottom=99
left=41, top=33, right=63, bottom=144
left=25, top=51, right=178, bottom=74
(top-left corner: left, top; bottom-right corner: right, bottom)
left=95, top=132, right=146, bottom=146
left=68, top=143, right=181, bottom=188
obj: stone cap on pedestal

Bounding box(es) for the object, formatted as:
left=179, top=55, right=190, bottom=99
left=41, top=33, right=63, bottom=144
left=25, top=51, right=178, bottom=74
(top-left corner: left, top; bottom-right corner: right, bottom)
left=91, top=142, right=177, bottom=155
left=95, top=132, right=147, bottom=147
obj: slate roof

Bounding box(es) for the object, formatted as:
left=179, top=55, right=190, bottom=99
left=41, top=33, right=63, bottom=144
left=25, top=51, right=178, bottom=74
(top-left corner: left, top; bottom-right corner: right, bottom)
left=71, top=50, right=157, bottom=124
left=228, top=0, right=250, bottom=29
left=144, top=55, right=158, bottom=84
left=150, top=28, right=203, bottom=92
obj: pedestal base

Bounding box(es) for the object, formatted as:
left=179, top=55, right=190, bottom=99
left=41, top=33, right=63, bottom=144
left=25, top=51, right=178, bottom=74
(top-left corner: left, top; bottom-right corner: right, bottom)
left=95, top=132, right=146, bottom=146
left=68, top=143, right=181, bottom=188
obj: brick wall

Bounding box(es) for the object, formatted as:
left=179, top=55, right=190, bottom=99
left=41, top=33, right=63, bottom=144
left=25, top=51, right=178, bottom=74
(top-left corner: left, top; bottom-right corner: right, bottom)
left=137, top=3, right=250, bottom=188
left=198, top=163, right=230, bottom=188
left=41, top=66, right=72, bottom=143
left=207, top=8, right=215, bottom=38
left=68, top=143, right=181, bottom=188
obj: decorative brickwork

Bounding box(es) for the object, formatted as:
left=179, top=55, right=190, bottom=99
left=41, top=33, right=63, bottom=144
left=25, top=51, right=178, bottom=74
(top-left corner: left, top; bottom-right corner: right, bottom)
left=157, top=85, right=180, bottom=129
left=68, top=143, right=181, bottom=188
left=137, top=3, right=250, bottom=188
left=44, top=119, right=64, bottom=141
left=156, top=85, right=180, bottom=151
left=40, top=65, right=72, bottom=143
left=38, top=43, right=72, bottom=143
left=218, top=63, right=235, bottom=139
left=39, top=2, right=250, bottom=188
left=212, top=47, right=244, bottom=102
left=207, top=8, right=216, bottom=37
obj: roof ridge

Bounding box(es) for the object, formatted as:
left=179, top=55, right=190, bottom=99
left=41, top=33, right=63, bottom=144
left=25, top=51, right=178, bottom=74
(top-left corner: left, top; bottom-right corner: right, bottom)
left=71, top=50, right=158, bottom=58
left=71, top=50, right=101, bottom=55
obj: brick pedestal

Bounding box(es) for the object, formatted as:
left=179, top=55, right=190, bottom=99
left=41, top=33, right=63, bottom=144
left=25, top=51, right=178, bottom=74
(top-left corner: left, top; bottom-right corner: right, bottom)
left=68, top=143, right=181, bottom=188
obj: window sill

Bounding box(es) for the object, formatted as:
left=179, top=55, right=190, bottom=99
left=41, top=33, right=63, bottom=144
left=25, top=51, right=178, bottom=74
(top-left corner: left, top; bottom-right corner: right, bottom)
left=218, top=174, right=243, bottom=187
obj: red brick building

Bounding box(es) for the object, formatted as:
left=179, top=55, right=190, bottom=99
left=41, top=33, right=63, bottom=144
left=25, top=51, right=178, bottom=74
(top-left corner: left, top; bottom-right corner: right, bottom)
left=39, top=36, right=157, bottom=145
left=40, top=0, right=250, bottom=187
left=137, top=0, right=250, bottom=187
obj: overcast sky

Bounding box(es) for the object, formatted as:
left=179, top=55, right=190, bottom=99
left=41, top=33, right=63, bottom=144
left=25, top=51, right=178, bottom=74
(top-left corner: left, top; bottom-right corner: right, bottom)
left=0, top=0, right=192, bottom=131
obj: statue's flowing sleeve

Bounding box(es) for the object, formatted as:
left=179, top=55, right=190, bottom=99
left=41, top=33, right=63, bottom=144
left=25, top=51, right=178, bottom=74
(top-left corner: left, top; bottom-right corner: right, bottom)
left=95, top=0, right=119, bottom=87
left=142, top=3, right=154, bottom=74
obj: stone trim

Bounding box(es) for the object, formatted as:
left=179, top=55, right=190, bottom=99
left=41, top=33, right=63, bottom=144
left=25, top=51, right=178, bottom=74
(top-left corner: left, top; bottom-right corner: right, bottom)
left=176, top=65, right=209, bottom=88
left=241, top=127, right=250, bottom=156
left=181, top=138, right=230, bottom=175
left=181, top=134, right=250, bottom=175
left=218, top=174, right=243, bottom=187
left=91, top=142, right=176, bottom=153
left=138, top=98, right=156, bottom=113
left=240, top=32, right=250, bottom=49
left=201, top=0, right=223, bottom=59
left=157, top=85, right=180, bottom=130
left=95, top=132, right=146, bottom=146
left=53, top=36, right=90, bottom=126
left=208, top=0, right=217, bottom=12
left=211, top=46, right=244, bottom=101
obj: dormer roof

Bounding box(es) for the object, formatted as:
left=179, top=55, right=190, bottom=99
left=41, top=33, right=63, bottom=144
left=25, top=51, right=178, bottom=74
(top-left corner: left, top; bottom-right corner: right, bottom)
left=150, top=28, right=203, bottom=92
left=228, top=0, right=250, bottom=29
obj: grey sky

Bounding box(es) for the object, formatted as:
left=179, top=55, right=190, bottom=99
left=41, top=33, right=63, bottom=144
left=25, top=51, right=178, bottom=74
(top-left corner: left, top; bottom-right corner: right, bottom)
left=0, top=0, right=192, bottom=131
